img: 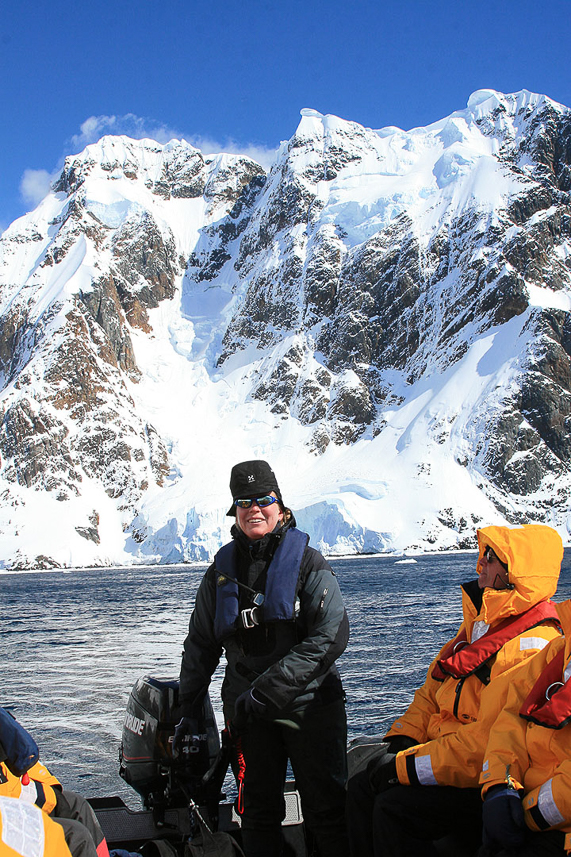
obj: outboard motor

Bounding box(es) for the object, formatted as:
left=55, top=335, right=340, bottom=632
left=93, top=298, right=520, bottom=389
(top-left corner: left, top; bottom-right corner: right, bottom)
left=119, top=676, right=221, bottom=813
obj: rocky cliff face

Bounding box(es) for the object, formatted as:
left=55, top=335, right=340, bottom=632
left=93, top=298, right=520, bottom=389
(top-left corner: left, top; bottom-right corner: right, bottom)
left=1, top=91, right=571, bottom=567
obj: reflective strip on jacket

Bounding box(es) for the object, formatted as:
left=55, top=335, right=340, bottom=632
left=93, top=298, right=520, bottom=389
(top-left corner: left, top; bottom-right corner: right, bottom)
left=388, top=524, right=563, bottom=788
left=0, top=796, right=72, bottom=857
left=0, top=762, right=60, bottom=815
left=480, top=599, right=571, bottom=850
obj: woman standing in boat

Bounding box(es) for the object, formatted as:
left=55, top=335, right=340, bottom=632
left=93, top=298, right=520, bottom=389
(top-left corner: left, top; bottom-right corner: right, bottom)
left=174, top=460, right=350, bottom=857
left=346, top=523, right=564, bottom=857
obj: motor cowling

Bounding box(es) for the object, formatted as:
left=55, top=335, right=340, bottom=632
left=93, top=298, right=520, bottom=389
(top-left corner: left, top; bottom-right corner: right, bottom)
left=119, top=676, right=220, bottom=809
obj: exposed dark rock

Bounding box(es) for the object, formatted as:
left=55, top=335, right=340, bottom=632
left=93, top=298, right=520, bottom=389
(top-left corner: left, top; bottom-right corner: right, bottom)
left=317, top=221, right=422, bottom=373
left=146, top=424, right=170, bottom=486
left=328, top=376, right=376, bottom=428
left=0, top=399, right=81, bottom=494
left=31, top=555, right=62, bottom=570
left=111, top=212, right=179, bottom=331
left=185, top=171, right=266, bottom=284
left=77, top=284, right=139, bottom=375
left=76, top=511, right=100, bottom=544
left=297, top=380, right=329, bottom=424
left=204, top=159, right=266, bottom=209
left=237, top=178, right=315, bottom=261
left=302, top=227, right=344, bottom=324
left=0, top=305, right=33, bottom=385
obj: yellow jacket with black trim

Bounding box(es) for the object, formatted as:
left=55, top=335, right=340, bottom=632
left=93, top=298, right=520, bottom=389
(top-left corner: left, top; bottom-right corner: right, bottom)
left=480, top=598, right=571, bottom=853
left=386, top=524, right=563, bottom=789
left=0, top=760, right=61, bottom=815
left=0, top=795, right=72, bottom=856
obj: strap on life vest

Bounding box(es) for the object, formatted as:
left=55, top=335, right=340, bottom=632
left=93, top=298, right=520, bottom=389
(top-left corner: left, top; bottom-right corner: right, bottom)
left=520, top=648, right=571, bottom=729
left=432, top=601, right=561, bottom=681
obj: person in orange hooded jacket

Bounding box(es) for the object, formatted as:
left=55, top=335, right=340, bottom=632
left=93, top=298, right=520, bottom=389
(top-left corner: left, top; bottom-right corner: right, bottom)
left=0, top=709, right=111, bottom=857
left=346, top=524, right=564, bottom=857
left=479, top=598, right=571, bottom=856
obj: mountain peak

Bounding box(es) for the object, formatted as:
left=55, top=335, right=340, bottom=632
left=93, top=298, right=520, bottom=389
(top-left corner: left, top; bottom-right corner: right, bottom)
left=1, top=90, right=571, bottom=568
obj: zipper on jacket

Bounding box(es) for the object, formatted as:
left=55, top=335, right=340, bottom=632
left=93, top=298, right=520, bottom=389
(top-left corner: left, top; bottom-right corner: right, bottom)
left=453, top=677, right=465, bottom=719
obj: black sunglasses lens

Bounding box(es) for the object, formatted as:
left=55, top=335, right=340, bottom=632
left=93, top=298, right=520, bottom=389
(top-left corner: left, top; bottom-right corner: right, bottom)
left=234, top=496, right=276, bottom=508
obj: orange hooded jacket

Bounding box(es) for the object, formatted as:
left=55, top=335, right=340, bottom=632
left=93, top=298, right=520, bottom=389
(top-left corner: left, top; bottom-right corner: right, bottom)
left=480, top=599, right=571, bottom=853
left=0, top=759, right=110, bottom=857
left=0, top=761, right=61, bottom=815
left=387, top=524, right=563, bottom=788
left=0, top=796, right=72, bottom=857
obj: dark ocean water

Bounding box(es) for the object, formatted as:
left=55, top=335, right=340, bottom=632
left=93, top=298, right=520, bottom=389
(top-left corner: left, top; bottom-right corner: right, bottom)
left=2, top=550, right=571, bottom=807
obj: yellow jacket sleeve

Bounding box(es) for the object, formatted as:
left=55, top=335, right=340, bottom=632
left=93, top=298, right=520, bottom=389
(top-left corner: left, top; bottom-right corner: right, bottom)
left=522, top=760, right=571, bottom=833
left=479, top=687, right=538, bottom=794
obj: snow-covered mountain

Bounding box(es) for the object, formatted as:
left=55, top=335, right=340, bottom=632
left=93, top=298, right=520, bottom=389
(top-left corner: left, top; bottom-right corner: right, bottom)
left=1, top=88, right=571, bottom=569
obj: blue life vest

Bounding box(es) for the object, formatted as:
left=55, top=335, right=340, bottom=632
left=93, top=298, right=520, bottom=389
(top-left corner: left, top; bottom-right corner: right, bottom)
left=213, top=527, right=309, bottom=642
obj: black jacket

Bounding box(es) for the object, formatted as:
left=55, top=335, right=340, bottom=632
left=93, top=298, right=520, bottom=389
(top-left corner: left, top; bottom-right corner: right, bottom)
left=179, top=518, right=349, bottom=719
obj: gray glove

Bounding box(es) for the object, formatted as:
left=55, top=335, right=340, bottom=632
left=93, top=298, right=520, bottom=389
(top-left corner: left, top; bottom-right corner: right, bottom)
left=172, top=717, right=200, bottom=759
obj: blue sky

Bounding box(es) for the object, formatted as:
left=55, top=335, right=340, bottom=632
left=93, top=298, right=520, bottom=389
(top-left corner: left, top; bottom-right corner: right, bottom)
left=1, top=0, right=570, bottom=231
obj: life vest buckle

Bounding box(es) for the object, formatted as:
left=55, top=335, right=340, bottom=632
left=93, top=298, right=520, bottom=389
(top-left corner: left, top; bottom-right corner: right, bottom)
left=546, top=681, right=564, bottom=701
left=241, top=607, right=261, bottom=629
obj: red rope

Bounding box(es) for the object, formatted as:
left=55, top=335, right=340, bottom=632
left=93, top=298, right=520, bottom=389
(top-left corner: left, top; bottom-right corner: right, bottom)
left=235, top=736, right=246, bottom=816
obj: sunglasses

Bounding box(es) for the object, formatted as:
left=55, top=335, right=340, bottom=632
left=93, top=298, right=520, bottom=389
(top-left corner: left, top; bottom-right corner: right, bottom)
left=233, top=495, right=278, bottom=509
left=483, top=546, right=509, bottom=571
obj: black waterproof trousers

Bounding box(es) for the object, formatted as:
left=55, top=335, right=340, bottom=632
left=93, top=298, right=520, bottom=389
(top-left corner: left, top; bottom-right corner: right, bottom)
left=235, top=699, right=348, bottom=857
left=51, top=789, right=107, bottom=857
left=477, top=830, right=566, bottom=856
left=346, top=770, right=483, bottom=857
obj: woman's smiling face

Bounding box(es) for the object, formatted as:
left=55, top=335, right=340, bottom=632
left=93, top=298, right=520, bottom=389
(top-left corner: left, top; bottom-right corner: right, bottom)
left=235, top=492, right=284, bottom=540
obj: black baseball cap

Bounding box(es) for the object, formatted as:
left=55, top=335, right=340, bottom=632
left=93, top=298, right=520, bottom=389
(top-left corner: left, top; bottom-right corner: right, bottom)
left=227, top=460, right=283, bottom=516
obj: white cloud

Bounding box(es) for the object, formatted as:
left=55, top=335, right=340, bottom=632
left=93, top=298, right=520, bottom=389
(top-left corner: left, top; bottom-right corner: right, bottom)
left=20, top=169, right=54, bottom=207
left=69, top=113, right=278, bottom=169
left=69, top=113, right=184, bottom=151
